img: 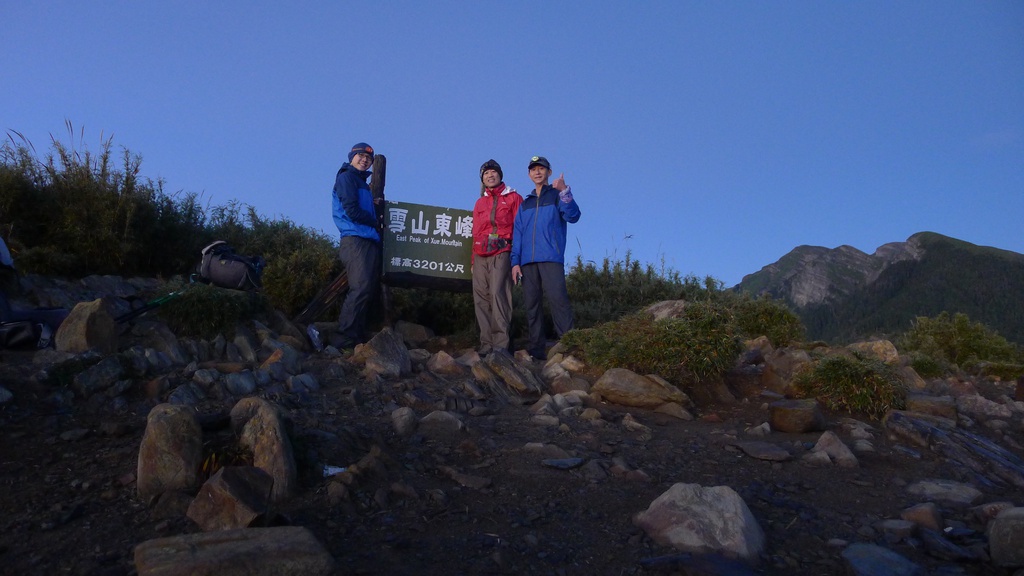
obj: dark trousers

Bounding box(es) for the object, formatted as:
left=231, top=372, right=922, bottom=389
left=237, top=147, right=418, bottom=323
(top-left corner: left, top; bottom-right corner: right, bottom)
left=337, top=236, right=381, bottom=342
left=521, top=261, right=574, bottom=357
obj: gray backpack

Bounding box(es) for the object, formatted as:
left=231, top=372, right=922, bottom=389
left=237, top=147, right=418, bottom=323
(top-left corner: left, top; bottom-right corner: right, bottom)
left=196, top=241, right=265, bottom=291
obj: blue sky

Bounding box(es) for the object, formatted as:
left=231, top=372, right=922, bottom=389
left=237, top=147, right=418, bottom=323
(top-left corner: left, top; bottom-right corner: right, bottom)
left=3, top=1, right=1022, bottom=287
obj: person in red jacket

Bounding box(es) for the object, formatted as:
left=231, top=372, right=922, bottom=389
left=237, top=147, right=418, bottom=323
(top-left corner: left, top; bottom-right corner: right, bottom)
left=471, top=159, right=523, bottom=354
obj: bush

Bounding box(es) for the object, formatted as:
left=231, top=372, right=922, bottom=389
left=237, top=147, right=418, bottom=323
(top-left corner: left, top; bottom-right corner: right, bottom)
left=793, top=354, right=906, bottom=419
left=733, top=295, right=804, bottom=346
left=906, top=352, right=946, bottom=379
left=158, top=282, right=269, bottom=338
left=388, top=287, right=476, bottom=343
left=562, top=301, right=740, bottom=384
left=566, top=252, right=721, bottom=329
left=897, top=311, right=1020, bottom=373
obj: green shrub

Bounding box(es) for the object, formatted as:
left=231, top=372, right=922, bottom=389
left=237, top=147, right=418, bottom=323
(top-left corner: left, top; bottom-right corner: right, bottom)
left=566, top=252, right=722, bottom=329
left=897, top=311, right=1020, bottom=373
left=562, top=301, right=740, bottom=384
left=158, top=282, right=269, bottom=338
left=906, top=352, right=946, bottom=379
left=793, top=354, right=906, bottom=419
left=388, top=287, right=476, bottom=342
left=976, top=362, right=1024, bottom=381
left=733, top=295, right=804, bottom=346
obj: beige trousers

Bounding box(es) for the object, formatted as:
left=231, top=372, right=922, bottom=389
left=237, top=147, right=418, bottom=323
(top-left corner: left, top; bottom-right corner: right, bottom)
left=472, top=251, right=513, bottom=352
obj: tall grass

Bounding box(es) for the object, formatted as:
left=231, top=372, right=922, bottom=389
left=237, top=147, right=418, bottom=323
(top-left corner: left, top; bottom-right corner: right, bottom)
left=1, top=126, right=336, bottom=315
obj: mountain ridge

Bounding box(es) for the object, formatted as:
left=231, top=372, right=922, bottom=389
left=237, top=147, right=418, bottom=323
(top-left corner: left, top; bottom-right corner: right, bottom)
left=735, top=232, right=1024, bottom=344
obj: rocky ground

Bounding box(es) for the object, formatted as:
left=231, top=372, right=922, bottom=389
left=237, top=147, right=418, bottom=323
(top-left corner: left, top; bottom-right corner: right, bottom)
left=2, top=323, right=1024, bottom=575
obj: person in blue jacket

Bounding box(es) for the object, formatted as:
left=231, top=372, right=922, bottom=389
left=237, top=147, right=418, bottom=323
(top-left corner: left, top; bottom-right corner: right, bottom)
left=332, top=142, right=380, bottom=348
left=510, top=155, right=582, bottom=360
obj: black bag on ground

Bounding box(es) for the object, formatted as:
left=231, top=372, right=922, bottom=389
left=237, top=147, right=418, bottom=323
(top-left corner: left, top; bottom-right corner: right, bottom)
left=196, top=241, right=265, bottom=291
left=0, top=320, right=51, bottom=350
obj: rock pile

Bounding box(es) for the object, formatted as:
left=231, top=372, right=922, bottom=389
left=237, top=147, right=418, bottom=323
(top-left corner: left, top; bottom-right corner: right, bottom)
left=2, top=277, right=1024, bottom=574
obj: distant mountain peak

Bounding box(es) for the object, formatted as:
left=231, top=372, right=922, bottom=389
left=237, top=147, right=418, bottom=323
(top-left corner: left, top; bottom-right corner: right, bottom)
left=735, top=232, right=1024, bottom=343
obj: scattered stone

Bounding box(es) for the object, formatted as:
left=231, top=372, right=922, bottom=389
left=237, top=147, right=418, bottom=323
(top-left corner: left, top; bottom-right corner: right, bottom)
left=633, top=483, right=765, bottom=562
left=988, top=507, right=1024, bottom=567
left=353, top=328, right=411, bottom=378
left=972, top=501, right=1015, bottom=524
left=437, top=466, right=491, bottom=490
left=905, top=394, right=958, bottom=420
left=418, top=410, right=464, bottom=438
left=769, top=399, right=826, bottom=433
left=918, top=527, right=978, bottom=561
left=846, top=339, right=899, bottom=364
left=137, top=404, right=203, bottom=503
left=812, top=431, right=858, bottom=468
left=72, top=355, right=125, bottom=398
left=541, top=458, right=585, bottom=470
left=621, top=413, right=652, bottom=434
left=484, top=351, right=544, bottom=396
left=744, top=422, right=770, bottom=436
left=394, top=320, right=434, bottom=348
left=390, top=407, right=417, bottom=437
left=841, top=542, right=922, bottom=576
left=286, top=373, right=319, bottom=394
left=956, top=394, right=1013, bottom=420
left=906, top=479, right=983, bottom=506
left=592, top=368, right=688, bottom=408
left=800, top=450, right=832, bottom=467
left=874, top=519, right=916, bottom=542
left=230, top=398, right=297, bottom=502
left=133, top=526, right=334, bottom=575
left=523, top=442, right=571, bottom=459
left=186, top=466, right=274, bottom=531
left=733, top=441, right=791, bottom=462
left=224, top=371, right=257, bottom=396
left=901, top=502, right=943, bottom=531
left=426, top=350, right=466, bottom=376
left=653, top=402, right=694, bottom=420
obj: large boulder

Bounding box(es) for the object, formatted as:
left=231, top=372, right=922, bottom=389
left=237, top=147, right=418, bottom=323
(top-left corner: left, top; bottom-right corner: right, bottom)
left=761, top=347, right=812, bottom=395
left=633, top=483, right=764, bottom=562
left=137, top=404, right=203, bottom=503
left=230, top=398, right=297, bottom=502
left=55, top=297, right=118, bottom=354
left=846, top=339, right=900, bottom=364
left=592, top=368, right=688, bottom=408
left=353, top=328, right=411, bottom=378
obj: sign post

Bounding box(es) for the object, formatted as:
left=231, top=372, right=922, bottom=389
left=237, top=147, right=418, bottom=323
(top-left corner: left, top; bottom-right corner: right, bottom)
left=381, top=200, right=473, bottom=292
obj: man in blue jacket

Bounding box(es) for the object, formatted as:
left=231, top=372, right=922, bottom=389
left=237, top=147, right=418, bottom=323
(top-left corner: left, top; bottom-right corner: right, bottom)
left=332, top=142, right=380, bottom=348
left=511, top=156, right=582, bottom=360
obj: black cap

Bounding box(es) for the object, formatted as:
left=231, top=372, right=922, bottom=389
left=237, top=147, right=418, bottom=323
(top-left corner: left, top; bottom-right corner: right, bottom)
left=528, top=156, right=551, bottom=170
left=480, top=159, right=503, bottom=181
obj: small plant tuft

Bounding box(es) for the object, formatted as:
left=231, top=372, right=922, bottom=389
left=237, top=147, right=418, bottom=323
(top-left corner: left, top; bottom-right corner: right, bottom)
left=793, top=354, right=906, bottom=419
left=562, top=301, right=741, bottom=385
left=158, top=282, right=268, bottom=338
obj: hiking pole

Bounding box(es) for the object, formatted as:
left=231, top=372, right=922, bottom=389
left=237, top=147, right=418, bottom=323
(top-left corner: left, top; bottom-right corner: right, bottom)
left=294, top=271, right=348, bottom=325
left=114, top=286, right=191, bottom=324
